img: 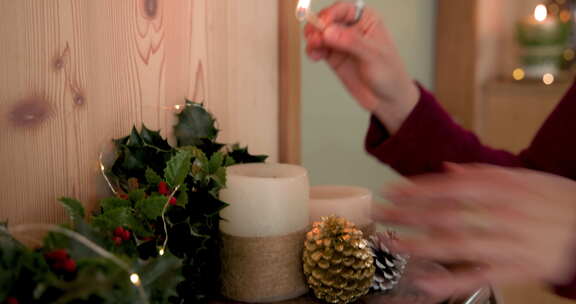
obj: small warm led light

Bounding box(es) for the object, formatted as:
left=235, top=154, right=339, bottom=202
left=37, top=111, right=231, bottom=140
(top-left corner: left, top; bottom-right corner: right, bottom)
left=512, top=68, right=525, bottom=81
left=174, top=104, right=183, bottom=111
left=158, top=248, right=165, bottom=256
left=564, top=49, right=575, bottom=61
left=130, top=273, right=141, bottom=286
left=534, top=4, right=548, bottom=22
left=543, top=73, right=555, bottom=85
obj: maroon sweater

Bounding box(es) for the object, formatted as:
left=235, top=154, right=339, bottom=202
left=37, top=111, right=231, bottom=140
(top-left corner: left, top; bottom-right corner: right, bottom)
left=365, top=83, right=576, bottom=298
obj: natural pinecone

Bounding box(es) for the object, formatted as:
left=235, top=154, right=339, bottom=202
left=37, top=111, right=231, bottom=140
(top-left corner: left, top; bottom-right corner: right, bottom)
left=303, top=216, right=375, bottom=304
left=368, top=231, right=407, bottom=292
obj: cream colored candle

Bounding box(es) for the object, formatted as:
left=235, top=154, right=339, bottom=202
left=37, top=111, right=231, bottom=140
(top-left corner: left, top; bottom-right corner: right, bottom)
left=310, top=185, right=374, bottom=235
left=219, top=163, right=310, bottom=303
left=220, top=163, right=309, bottom=237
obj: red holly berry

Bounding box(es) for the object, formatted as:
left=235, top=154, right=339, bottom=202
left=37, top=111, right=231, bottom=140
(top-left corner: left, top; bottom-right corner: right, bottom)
left=113, top=226, right=125, bottom=237
left=169, top=197, right=177, bottom=206
left=5, top=297, right=19, bottom=304
left=113, top=236, right=123, bottom=246
left=121, top=229, right=131, bottom=241
left=61, top=259, right=77, bottom=273
left=158, top=181, right=170, bottom=195
left=44, top=249, right=69, bottom=262
left=118, top=193, right=129, bottom=200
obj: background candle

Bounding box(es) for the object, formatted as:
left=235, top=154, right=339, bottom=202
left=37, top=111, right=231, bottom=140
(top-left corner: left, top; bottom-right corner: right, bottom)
left=517, top=4, right=570, bottom=78
left=219, top=163, right=310, bottom=302
left=310, top=185, right=374, bottom=237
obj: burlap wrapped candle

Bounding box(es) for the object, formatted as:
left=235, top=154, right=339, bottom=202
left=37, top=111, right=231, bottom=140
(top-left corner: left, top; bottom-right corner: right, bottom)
left=219, top=163, right=310, bottom=303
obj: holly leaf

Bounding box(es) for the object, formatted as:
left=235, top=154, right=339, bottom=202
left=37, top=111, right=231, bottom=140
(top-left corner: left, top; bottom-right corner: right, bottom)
left=208, top=152, right=224, bottom=174
left=176, top=183, right=189, bottom=207
left=128, top=189, right=146, bottom=203
left=174, top=101, right=219, bottom=147
left=58, top=197, right=85, bottom=225
left=140, top=125, right=172, bottom=152
left=140, top=254, right=184, bottom=300
left=195, top=139, right=225, bottom=158
left=136, top=195, right=168, bottom=220
left=127, top=126, right=144, bottom=147
left=224, top=155, right=236, bottom=167
left=145, top=167, right=163, bottom=186
left=100, top=197, right=131, bottom=212
left=228, top=144, right=268, bottom=164
left=93, top=207, right=140, bottom=232
left=210, top=167, right=227, bottom=191
left=164, top=150, right=192, bottom=188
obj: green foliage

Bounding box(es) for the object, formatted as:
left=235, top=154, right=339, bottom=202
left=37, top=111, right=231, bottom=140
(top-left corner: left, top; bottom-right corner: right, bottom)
left=0, top=101, right=266, bottom=304
left=145, top=168, right=163, bottom=186
left=164, top=150, right=192, bottom=188
left=59, top=198, right=85, bottom=226
left=136, top=195, right=168, bottom=221
left=228, top=144, right=268, bottom=163
left=100, top=197, right=131, bottom=213
left=174, top=101, right=218, bottom=147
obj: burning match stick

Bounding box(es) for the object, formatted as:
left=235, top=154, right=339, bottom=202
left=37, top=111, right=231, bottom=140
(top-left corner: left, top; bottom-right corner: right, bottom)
left=296, top=0, right=326, bottom=30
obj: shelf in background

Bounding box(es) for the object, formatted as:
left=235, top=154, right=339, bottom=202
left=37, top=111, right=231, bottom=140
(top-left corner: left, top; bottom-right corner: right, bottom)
left=478, top=78, right=572, bottom=153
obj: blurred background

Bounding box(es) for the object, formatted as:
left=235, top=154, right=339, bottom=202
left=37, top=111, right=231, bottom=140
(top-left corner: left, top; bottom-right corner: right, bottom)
left=302, top=1, right=576, bottom=303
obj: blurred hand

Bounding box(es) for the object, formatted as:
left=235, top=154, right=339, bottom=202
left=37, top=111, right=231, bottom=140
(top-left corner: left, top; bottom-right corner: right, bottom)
left=375, top=164, right=576, bottom=298
left=304, top=2, right=419, bottom=133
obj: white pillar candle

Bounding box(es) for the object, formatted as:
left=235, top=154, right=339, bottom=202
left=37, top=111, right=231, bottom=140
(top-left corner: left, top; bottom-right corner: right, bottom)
left=220, top=163, right=310, bottom=237
left=219, top=163, right=310, bottom=302
left=310, top=185, right=373, bottom=227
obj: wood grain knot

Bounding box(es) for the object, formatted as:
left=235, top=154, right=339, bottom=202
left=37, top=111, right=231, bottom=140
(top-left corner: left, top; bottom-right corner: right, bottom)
left=143, top=0, right=158, bottom=19
left=73, top=94, right=85, bottom=106
left=9, top=98, right=52, bottom=128
left=53, top=57, right=64, bottom=70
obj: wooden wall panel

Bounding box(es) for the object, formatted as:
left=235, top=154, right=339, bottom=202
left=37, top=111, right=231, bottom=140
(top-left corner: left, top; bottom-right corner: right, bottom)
left=279, top=0, right=302, bottom=165
left=0, top=0, right=282, bottom=226
left=435, top=0, right=478, bottom=130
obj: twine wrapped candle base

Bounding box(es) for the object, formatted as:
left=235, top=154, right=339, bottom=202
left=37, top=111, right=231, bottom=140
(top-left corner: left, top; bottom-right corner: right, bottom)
left=220, top=229, right=309, bottom=303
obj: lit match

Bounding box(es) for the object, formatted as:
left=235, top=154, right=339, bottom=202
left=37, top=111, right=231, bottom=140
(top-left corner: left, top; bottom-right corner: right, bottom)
left=296, top=0, right=326, bottom=30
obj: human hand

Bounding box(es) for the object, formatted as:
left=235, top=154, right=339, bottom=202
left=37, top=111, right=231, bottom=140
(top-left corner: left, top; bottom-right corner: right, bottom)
left=304, top=2, right=419, bottom=133
left=375, top=164, right=576, bottom=298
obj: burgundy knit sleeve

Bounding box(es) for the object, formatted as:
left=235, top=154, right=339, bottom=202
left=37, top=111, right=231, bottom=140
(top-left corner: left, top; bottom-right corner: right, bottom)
left=365, top=85, right=522, bottom=176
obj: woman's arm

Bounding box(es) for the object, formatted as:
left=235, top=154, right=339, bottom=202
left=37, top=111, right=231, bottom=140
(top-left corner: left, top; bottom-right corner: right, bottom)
left=366, top=81, right=576, bottom=178
left=365, top=85, right=524, bottom=175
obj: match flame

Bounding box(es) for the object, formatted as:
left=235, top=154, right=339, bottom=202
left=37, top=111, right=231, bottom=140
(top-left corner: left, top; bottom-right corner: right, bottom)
left=534, top=4, right=547, bottom=22
left=296, top=0, right=311, bottom=21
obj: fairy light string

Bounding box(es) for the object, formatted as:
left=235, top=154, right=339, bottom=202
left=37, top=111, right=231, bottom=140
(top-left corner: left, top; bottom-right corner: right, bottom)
left=160, top=185, right=181, bottom=256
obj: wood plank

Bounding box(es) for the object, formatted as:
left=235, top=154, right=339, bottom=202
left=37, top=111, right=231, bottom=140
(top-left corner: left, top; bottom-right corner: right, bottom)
left=0, top=0, right=280, bottom=227
left=480, top=80, right=569, bottom=153
left=278, top=0, right=302, bottom=164
left=435, top=0, right=478, bottom=130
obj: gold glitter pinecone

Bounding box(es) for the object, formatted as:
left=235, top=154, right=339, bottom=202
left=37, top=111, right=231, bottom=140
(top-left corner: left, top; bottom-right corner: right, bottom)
left=303, top=216, right=375, bottom=304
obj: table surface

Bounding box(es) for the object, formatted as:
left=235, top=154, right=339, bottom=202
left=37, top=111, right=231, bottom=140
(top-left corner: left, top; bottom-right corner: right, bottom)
left=214, top=259, right=495, bottom=304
